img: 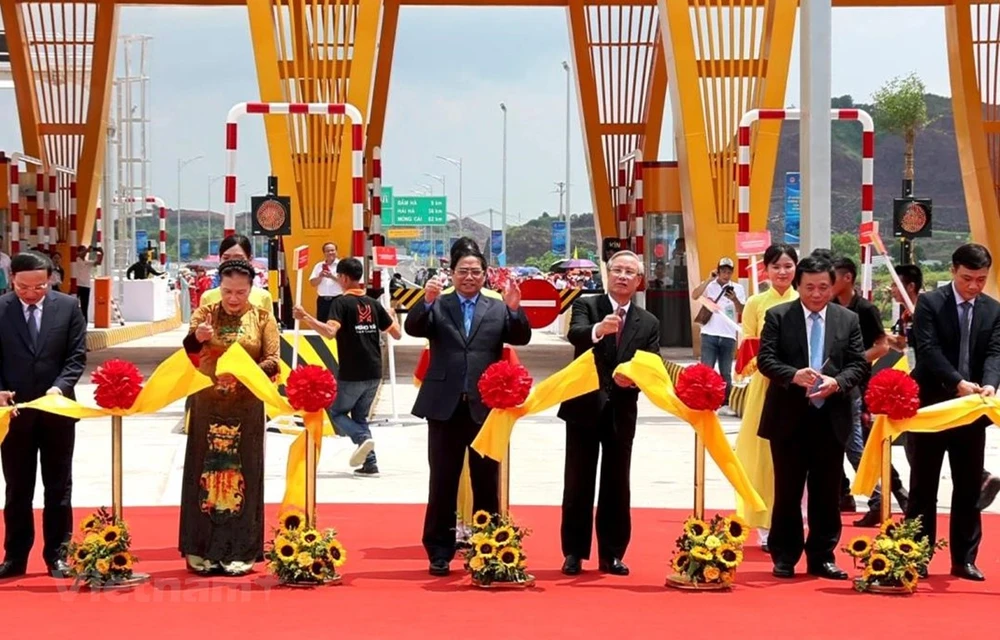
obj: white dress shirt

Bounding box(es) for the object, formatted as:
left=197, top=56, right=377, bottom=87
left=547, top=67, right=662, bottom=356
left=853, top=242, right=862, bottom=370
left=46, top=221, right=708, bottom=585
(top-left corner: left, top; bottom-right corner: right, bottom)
left=310, top=260, right=344, bottom=297
left=592, top=295, right=631, bottom=343
left=21, top=297, right=44, bottom=333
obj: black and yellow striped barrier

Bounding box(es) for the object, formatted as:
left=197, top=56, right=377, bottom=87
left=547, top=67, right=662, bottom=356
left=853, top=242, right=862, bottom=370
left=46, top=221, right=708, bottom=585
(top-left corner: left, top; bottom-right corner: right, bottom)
left=266, top=331, right=341, bottom=436
left=558, top=287, right=583, bottom=314
left=390, top=286, right=425, bottom=311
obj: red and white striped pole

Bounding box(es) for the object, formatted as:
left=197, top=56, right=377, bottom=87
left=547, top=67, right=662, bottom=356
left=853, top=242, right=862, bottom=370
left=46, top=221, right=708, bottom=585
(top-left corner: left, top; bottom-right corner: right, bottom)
left=371, top=146, right=384, bottom=290
left=36, top=171, right=46, bottom=252
left=95, top=202, right=103, bottom=250
left=8, top=162, right=19, bottom=254
left=69, top=181, right=79, bottom=293
left=116, top=195, right=168, bottom=266
left=737, top=108, right=875, bottom=294
left=47, top=169, right=58, bottom=252
left=616, top=166, right=628, bottom=242
left=224, top=102, right=366, bottom=260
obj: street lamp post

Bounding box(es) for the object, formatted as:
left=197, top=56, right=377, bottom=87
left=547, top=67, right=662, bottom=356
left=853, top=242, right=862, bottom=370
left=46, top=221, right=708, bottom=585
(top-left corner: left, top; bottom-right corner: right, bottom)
left=562, top=60, right=572, bottom=258
left=436, top=155, right=463, bottom=235
left=176, top=154, right=203, bottom=261
left=207, top=174, right=224, bottom=256
left=499, top=102, right=507, bottom=260
left=424, top=173, right=446, bottom=260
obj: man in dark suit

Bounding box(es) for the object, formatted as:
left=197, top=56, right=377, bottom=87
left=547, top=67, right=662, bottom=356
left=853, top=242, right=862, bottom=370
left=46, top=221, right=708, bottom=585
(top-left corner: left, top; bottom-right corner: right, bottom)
left=757, top=255, right=869, bottom=579
left=558, top=250, right=660, bottom=576
left=405, top=247, right=531, bottom=576
left=907, top=243, right=1000, bottom=581
left=0, top=251, right=87, bottom=579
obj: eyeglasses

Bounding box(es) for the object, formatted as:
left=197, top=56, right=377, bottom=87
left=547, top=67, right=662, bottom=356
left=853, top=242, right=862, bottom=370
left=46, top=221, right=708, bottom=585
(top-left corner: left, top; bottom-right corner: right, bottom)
left=609, top=267, right=639, bottom=278
left=14, top=282, right=49, bottom=293
left=455, top=269, right=485, bottom=278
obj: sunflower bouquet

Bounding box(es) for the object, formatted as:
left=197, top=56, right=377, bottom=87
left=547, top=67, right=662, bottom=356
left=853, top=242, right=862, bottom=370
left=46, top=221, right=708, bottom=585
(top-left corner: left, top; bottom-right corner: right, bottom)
left=63, top=507, right=138, bottom=588
left=264, top=509, right=346, bottom=586
left=460, top=510, right=532, bottom=586
left=843, top=516, right=946, bottom=593
left=668, top=514, right=748, bottom=588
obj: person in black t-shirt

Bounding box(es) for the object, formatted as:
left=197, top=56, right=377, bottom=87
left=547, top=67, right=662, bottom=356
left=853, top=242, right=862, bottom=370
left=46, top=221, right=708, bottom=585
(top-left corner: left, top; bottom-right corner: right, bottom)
left=293, top=258, right=401, bottom=476
left=830, top=257, right=911, bottom=526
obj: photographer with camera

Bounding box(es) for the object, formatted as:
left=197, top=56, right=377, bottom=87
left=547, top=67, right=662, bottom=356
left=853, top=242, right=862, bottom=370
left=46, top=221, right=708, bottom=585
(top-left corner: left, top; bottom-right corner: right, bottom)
left=691, top=257, right=746, bottom=413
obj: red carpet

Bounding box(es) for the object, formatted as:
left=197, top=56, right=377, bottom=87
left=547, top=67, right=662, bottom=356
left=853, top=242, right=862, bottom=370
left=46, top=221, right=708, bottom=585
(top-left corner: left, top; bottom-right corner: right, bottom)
left=1, top=504, right=997, bottom=638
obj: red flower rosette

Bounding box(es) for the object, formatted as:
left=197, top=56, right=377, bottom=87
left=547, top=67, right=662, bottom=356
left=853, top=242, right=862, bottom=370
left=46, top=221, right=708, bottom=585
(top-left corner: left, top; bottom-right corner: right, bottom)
left=286, top=365, right=337, bottom=413
left=865, top=369, right=920, bottom=420
left=478, top=361, right=533, bottom=409
left=91, top=359, right=144, bottom=410
left=675, top=363, right=727, bottom=412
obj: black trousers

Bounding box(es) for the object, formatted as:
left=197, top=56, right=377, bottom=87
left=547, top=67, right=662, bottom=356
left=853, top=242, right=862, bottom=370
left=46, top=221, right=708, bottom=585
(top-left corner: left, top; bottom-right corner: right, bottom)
left=561, top=405, right=637, bottom=561
left=77, top=286, right=91, bottom=322
left=422, top=400, right=499, bottom=562
left=906, top=423, right=986, bottom=565
left=1, top=409, right=76, bottom=565
left=769, top=407, right=844, bottom=568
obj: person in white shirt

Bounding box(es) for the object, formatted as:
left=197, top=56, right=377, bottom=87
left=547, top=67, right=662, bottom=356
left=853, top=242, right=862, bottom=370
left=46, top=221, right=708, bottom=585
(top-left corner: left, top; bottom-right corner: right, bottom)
left=75, top=246, right=102, bottom=320
left=691, top=257, right=746, bottom=409
left=309, top=242, right=344, bottom=321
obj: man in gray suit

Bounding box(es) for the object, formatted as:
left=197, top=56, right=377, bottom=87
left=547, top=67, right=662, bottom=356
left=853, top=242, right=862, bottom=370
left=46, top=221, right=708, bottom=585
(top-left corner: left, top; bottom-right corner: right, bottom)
left=0, top=251, right=87, bottom=579
left=405, top=246, right=531, bottom=576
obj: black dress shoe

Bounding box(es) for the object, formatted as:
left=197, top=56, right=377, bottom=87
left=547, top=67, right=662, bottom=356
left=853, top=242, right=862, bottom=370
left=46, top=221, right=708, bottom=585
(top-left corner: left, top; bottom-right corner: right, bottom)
left=807, top=562, right=848, bottom=580
left=977, top=476, right=1000, bottom=510
left=561, top=555, right=582, bottom=576
left=772, top=563, right=795, bottom=578
left=0, top=561, right=27, bottom=579
left=598, top=558, right=629, bottom=576
left=951, top=563, right=985, bottom=581
left=47, top=559, right=72, bottom=578
left=428, top=559, right=450, bottom=577
left=853, top=509, right=881, bottom=528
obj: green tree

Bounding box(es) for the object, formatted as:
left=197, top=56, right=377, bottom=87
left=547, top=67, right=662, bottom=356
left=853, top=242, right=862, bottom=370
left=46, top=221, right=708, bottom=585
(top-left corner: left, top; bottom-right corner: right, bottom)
left=831, top=232, right=861, bottom=264
left=871, top=73, right=928, bottom=183
left=523, top=251, right=564, bottom=272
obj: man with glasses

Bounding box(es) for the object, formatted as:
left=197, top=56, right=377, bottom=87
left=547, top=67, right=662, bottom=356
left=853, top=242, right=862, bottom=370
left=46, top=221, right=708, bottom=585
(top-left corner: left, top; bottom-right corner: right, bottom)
left=0, top=251, right=87, bottom=579
left=406, top=246, right=531, bottom=577
left=559, top=250, right=660, bottom=576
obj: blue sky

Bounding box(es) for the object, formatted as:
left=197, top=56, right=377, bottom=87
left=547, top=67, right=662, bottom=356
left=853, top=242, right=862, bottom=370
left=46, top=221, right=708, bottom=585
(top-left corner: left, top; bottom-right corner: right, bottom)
left=0, top=6, right=952, bottom=227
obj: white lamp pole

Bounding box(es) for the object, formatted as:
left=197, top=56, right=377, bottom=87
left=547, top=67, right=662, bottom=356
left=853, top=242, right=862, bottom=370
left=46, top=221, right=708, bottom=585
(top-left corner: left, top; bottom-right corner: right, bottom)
left=499, top=102, right=507, bottom=259
left=207, top=174, right=224, bottom=256
left=436, top=155, right=463, bottom=234
left=176, top=154, right=202, bottom=261
left=562, top=60, right=572, bottom=258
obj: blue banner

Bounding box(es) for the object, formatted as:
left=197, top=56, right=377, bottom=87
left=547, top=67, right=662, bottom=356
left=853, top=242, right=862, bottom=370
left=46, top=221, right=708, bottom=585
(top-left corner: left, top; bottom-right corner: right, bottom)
left=552, top=221, right=567, bottom=255
left=180, top=239, right=192, bottom=261
left=135, top=231, right=148, bottom=258
left=209, top=240, right=220, bottom=257
left=408, top=240, right=431, bottom=256
left=491, top=230, right=503, bottom=259
left=784, top=172, right=800, bottom=245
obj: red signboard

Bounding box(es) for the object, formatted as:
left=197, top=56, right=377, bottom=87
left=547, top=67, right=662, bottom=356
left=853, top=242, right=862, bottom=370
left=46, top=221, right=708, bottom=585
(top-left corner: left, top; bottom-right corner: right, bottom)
left=374, top=246, right=399, bottom=267
left=294, top=245, right=310, bottom=270
left=517, top=279, right=562, bottom=328
left=736, top=231, right=771, bottom=257
left=859, top=221, right=875, bottom=245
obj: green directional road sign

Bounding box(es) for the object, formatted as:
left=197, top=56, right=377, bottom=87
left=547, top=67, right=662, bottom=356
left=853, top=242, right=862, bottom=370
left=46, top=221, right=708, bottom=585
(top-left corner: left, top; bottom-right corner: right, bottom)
left=380, top=185, right=447, bottom=226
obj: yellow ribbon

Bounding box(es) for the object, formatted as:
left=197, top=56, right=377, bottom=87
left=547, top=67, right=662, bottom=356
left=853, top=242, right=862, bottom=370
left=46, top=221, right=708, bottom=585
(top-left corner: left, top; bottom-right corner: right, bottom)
left=471, top=351, right=600, bottom=461
left=852, top=394, right=1000, bottom=495
left=613, top=351, right=766, bottom=511
left=0, top=349, right=213, bottom=444
left=215, top=343, right=321, bottom=512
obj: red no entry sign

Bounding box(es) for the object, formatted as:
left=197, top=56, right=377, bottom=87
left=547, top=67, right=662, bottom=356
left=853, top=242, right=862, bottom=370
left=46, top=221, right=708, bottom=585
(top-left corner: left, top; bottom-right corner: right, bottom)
left=518, top=279, right=562, bottom=328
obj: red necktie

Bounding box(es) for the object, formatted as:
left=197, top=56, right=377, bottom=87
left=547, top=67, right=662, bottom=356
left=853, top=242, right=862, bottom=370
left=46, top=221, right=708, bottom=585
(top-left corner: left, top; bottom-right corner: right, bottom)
left=616, top=307, right=626, bottom=346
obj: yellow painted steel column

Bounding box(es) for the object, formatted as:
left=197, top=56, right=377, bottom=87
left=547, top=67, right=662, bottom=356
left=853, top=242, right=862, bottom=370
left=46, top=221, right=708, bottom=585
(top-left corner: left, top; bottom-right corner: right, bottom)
left=946, top=1, right=1000, bottom=296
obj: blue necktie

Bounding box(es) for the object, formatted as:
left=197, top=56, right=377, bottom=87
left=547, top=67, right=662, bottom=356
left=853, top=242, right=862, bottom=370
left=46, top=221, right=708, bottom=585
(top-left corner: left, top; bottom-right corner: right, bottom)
left=27, top=304, right=39, bottom=349
left=809, top=311, right=824, bottom=408
left=462, top=299, right=474, bottom=337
